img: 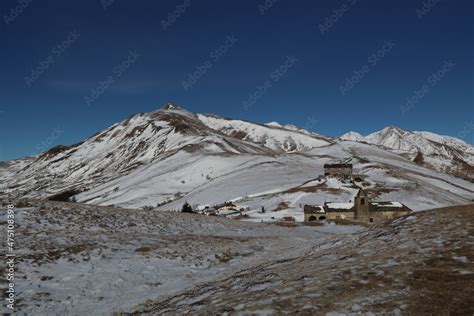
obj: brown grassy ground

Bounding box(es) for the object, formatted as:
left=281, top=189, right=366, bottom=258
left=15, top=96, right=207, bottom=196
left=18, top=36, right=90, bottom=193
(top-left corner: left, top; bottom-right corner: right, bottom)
left=132, top=204, right=474, bottom=315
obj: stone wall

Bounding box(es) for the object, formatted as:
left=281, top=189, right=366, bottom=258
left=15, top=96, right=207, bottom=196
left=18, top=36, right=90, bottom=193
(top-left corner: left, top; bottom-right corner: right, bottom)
left=324, top=167, right=352, bottom=177
left=304, top=205, right=410, bottom=224
left=325, top=210, right=410, bottom=224
left=367, top=210, right=410, bottom=223
left=326, top=211, right=355, bottom=221
left=304, top=213, right=328, bottom=222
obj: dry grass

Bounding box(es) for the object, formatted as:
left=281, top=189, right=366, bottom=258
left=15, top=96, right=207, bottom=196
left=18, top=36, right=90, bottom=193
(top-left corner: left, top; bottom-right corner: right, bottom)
left=132, top=204, right=474, bottom=315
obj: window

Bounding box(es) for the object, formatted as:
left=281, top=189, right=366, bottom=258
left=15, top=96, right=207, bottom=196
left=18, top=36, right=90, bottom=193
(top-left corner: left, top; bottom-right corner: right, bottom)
left=361, top=198, right=365, bottom=205
left=369, top=218, right=374, bottom=223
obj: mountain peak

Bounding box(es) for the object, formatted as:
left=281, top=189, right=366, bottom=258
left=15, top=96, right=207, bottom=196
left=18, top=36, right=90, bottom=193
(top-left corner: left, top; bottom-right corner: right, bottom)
left=340, top=131, right=364, bottom=142
left=160, top=102, right=184, bottom=111
left=382, top=126, right=408, bottom=135
left=265, top=121, right=282, bottom=128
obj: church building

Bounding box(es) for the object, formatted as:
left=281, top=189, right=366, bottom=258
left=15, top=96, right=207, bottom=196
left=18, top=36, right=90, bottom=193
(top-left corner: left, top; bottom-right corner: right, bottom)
left=304, top=189, right=412, bottom=224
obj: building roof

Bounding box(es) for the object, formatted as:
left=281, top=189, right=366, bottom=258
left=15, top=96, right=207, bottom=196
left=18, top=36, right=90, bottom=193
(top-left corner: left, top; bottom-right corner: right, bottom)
left=214, top=202, right=236, bottom=209
left=304, top=205, right=325, bottom=213
left=369, top=201, right=412, bottom=213
left=371, top=201, right=403, bottom=208
left=355, top=188, right=368, bottom=198
left=325, top=202, right=354, bottom=210
left=323, top=163, right=353, bottom=169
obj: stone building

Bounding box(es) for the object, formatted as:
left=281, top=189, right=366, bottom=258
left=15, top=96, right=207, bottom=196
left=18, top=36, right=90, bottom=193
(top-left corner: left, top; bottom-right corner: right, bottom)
left=303, top=205, right=326, bottom=222
left=323, top=202, right=355, bottom=221
left=304, top=189, right=412, bottom=224
left=323, top=163, right=353, bottom=178
left=215, top=201, right=237, bottom=211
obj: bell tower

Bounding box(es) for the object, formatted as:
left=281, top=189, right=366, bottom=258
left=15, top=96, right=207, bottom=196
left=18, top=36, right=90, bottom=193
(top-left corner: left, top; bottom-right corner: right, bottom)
left=354, top=188, right=370, bottom=222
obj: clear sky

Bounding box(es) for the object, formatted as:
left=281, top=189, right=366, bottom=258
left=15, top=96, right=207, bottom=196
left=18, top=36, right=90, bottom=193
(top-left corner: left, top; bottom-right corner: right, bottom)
left=0, top=0, right=473, bottom=160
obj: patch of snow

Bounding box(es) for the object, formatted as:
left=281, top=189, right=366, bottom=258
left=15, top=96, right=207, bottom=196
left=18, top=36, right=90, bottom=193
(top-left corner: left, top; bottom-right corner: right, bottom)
left=265, top=121, right=282, bottom=128
left=452, top=256, right=470, bottom=263
left=326, top=202, right=354, bottom=209
left=340, top=131, right=365, bottom=142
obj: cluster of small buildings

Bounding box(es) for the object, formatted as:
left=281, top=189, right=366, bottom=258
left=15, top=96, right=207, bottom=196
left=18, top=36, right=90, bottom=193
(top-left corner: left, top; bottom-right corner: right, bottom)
left=304, top=188, right=412, bottom=224
left=303, top=162, right=412, bottom=224
left=200, top=202, right=248, bottom=218
left=323, top=163, right=353, bottom=179
left=196, top=162, right=412, bottom=225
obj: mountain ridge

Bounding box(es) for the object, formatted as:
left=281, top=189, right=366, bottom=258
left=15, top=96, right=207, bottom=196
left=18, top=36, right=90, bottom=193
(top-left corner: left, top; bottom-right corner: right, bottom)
left=340, top=126, right=474, bottom=181
left=1, top=103, right=473, bottom=212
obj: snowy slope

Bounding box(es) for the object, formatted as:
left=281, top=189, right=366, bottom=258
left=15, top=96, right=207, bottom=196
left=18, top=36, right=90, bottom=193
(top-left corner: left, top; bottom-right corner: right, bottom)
left=72, top=139, right=473, bottom=215
left=341, top=127, right=474, bottom=180
left=131, top=204, right=474, bottom=315
left=6, top=199, right=337, bottom=314
left=0, top=104, right=272, bottom=199
left=198, top=114, right=331, bottom=152
left=343, top=126, right=474, bottom=159
left=339, top=131, right=365, bottom=142
left=1, top=104, right=473, bottom=215
left=1, top=104, right=332, bottom=200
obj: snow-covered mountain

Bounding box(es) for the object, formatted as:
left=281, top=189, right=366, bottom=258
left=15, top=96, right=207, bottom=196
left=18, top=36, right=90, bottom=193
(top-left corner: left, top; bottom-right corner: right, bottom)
left=197, top=114, right=331, bottom=152
left=340, top=127, right=474, bottom=181
left=339, top=131, right=365, bottom=142
left=1, top=103, right=473, bottom=213
left=0, top=104, right=330, bottom=201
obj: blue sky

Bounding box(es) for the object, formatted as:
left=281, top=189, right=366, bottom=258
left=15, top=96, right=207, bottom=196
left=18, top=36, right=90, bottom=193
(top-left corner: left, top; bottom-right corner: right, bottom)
left=0, top=0, right=473, bottom=160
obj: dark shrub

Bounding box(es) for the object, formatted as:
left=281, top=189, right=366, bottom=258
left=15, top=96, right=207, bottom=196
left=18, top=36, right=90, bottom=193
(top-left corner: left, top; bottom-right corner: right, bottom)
left=181, top=202, right=194, bottom=213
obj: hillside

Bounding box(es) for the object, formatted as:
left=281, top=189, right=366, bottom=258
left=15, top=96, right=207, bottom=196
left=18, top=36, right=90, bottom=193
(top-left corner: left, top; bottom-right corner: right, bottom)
left=341, top=127, right=474, bottom=181
left=133, top=204, right=474, bottom=315
left=0, top=199, right=356, bottom=314
left=0, top=103, right=473, bottom=216
left=4, top=200, right=471, bottom=314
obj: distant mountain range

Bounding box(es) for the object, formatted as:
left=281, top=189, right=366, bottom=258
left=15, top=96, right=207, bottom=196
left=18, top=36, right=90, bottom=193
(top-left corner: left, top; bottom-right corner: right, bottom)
left=340, top=127, right=474, bottom=181
left=1, top=103, right=473, bottom=213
